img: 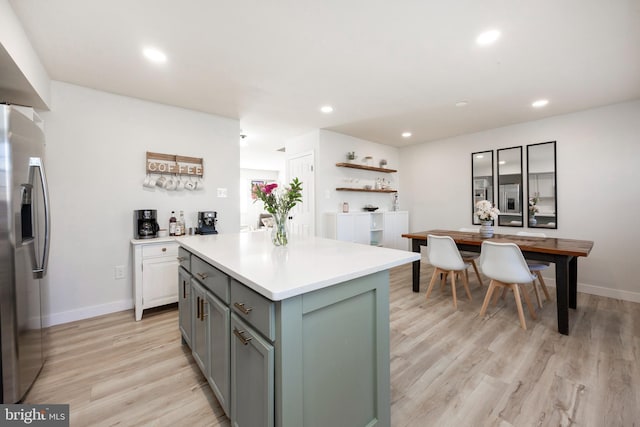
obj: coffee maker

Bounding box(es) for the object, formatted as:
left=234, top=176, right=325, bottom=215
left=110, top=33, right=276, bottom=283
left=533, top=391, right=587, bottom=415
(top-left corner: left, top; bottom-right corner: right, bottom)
left=197, top=211, right=218, bottom=235
left=134, top=209, right=159, bottom=239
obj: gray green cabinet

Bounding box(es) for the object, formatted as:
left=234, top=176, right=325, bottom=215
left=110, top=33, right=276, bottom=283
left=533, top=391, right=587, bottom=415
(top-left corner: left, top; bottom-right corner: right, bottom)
left=206, top=289, right=230, bottom=416
left=191, top=280, right=208, bottom=374
left=178, top=267, right=192, bottom=347
left=178, top=247, right=391, bottom=427
left=230, top=313, right=274, bottom=427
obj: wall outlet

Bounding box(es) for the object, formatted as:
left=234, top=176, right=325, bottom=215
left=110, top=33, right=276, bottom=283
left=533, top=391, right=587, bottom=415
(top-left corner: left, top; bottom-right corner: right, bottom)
left=217, top=188, right=228, bottom=198
left=114, top=265, right=125, bottom=279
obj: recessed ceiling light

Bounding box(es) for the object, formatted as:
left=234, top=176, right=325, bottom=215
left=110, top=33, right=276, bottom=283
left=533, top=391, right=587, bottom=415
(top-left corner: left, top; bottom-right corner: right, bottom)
left=532, top=99, right=549, bottom=108
left=320, top=105, right=334, bottom=114
left=402, top=132, right=412, bottom=138
left=143, top=47, right=167, bottom=64
left=476, top=30, right=501, bottom=46
left=456, top=100, right=469, bottom=107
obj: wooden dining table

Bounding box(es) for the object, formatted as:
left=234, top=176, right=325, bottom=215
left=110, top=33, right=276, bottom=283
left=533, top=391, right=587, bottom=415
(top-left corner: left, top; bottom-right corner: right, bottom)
left=401, top=230, right=594, bottom=335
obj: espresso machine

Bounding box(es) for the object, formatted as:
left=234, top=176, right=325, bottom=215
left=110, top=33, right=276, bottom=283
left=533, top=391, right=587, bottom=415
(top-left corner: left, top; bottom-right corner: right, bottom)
left=197, top=211, right=218, bottom=234
left=134, top=209, right=159, bottom=239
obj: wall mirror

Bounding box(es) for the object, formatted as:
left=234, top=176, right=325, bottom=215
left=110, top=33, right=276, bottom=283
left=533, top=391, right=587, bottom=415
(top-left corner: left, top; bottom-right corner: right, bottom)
left=527, top=141, right=557, bottom=229
left=497, top=146, right=523, bottom=227
left=471, top=150, right=494, bottom=225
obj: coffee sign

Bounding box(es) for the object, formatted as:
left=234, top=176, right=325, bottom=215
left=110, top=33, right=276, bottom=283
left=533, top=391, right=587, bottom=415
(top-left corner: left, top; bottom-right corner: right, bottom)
left=145, top=151, right=204, bottom=176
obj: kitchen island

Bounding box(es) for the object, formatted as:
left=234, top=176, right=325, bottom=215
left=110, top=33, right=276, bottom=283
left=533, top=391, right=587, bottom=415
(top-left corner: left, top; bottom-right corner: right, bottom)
left=176, top=232, right=419, bottom=427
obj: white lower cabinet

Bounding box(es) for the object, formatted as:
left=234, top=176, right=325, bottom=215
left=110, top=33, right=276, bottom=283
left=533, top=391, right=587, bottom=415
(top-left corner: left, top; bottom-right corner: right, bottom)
left=382, top=211, right=409, bottom=251
left=325, top=211, right=409, bottom=249
left=131, top=239, right=180, bottom=321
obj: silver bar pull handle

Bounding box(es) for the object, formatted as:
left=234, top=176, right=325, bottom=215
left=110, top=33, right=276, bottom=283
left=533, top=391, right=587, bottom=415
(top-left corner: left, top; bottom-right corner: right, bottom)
left=233, top=302, right=253, bottom=315
left=29, top=157, right=50, bottom=278
left=233, top=328, right=252, bottom=345
left=196, top=272, right=208, bottom=280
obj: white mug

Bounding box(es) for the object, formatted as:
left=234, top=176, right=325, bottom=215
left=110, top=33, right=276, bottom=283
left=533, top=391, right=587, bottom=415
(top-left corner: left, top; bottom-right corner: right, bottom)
left=143, top=174, right=156, bottom=188
left=156, top=175, right=167, bottom=188
left=164, top=176, right=176, bottom=191
left=184, top=178, right=196, bottom=191
left=175, top=176, right=184, bottom=191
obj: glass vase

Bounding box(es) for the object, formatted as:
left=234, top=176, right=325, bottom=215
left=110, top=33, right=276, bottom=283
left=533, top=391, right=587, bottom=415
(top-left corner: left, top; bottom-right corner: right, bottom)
left=271, top=212, right=289, bottom=246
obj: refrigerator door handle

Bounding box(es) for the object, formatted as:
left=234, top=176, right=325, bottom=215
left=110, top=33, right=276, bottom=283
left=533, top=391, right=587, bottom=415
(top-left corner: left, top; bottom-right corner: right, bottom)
left=29, top=157, right=51, bottom=278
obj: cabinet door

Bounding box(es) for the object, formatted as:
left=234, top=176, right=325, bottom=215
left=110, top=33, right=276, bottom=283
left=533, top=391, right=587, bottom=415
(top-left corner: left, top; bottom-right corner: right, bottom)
left=178, top=267, right=192, bottom=347
left=207, top=292, right=230, bottom=417
left=353, top=213, right=371, bottom=245
left=334, top=214, right=355, bottom=242
left=230, top=314, right=274, bottom=427
left=142, top=256, right=179, bottom=308
left=191, top=280, right=208, bottom=375
left=382, top=212, right=409, bottom=250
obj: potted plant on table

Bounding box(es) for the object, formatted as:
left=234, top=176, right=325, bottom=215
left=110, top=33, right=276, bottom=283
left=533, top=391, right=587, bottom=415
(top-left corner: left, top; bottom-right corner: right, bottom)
left=475, top=200, right=500, bottom=238
left=252, top=178, right=303, bottom=246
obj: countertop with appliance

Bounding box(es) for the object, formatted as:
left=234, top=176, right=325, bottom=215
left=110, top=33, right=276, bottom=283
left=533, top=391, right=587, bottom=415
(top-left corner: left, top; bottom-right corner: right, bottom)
left=176, top=232, right=419, bottom=301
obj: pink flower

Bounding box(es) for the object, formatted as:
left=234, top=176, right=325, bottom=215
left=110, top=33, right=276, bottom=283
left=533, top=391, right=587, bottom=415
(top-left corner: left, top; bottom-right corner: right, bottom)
left=264, top=183, right=278, bottom=194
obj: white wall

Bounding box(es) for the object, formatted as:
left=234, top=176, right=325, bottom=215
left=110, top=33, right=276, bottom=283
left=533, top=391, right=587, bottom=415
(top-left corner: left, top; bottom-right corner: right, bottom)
left=286, top=129, right=402, bottom=238
left=41, top=81, right=240, bottom=325
left=400, top=100, right=640, bottom=302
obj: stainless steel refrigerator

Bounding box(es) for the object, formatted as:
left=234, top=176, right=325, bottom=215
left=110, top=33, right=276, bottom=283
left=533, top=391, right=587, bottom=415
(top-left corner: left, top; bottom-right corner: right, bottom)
left=0, top=105, right=51, bottom=403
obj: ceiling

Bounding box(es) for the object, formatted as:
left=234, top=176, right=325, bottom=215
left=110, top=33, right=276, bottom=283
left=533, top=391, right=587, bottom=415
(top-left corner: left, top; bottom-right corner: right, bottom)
left=8, top=0, right=640, bottom=151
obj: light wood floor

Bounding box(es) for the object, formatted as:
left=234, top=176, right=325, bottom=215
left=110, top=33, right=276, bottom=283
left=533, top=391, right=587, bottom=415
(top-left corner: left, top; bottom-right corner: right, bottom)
left=25, top=263, right=640, bottom=426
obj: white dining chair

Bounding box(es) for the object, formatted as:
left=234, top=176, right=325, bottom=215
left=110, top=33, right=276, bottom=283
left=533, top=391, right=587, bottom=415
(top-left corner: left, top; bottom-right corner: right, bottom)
left=516, top=231, right=552, bottom=308
left=425, top=235, right=472, bottom=309
left=478, top=241, right=538, bottom=330
left=458, top=228, right=484, bottom=287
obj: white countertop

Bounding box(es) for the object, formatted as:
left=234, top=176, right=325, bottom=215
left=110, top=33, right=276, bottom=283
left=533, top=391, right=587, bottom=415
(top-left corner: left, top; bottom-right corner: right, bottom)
left=176, top=233, right=420, bottom=301
left=130, top=236, right=177, bottom=245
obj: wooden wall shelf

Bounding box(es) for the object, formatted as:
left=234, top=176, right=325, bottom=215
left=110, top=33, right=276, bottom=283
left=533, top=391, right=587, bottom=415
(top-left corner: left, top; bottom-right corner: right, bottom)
left=336, top=188, right=397, bottom=193
left=336, top=162, right=397, bottom=173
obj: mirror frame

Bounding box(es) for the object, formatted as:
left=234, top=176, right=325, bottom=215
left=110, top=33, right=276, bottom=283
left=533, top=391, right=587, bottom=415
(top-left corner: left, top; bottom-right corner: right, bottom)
left=527, top=141, right=557, bottom=229
left=497, top=146, right=523, bottom=227
left=471, top=150, right=494, bottom=225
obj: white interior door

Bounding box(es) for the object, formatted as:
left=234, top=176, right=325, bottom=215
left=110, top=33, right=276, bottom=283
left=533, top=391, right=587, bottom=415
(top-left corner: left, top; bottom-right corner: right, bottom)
left=287, top=152, right=315, bottom=237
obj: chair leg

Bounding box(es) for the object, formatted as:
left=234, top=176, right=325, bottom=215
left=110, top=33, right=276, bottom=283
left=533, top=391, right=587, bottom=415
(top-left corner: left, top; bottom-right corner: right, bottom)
left=536, top=271, right=551, bottom=300
left=511, top=284, right=528, bottom=330
left=519, top=283, right=537, bottom=320
left=461, top=269, right=472, bottom=301
left=450, top=272, right=458, bottom=309
left=470, top=259, right=484, bottom=287
left=480, top=280, right=498, bottom=318
left=425, top=268, right=440, bottom=300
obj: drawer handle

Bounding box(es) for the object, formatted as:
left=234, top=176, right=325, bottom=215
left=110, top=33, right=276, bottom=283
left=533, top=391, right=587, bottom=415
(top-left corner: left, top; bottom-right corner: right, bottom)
left=196, top=272, right=209, bottom=280
left=233, top=328, right=252, bottom=345
left=162, top=247, right=167, bottom=252
left=196, top=296, right=200, bottom=319
left=234, top=302, right=253, bottom=315
left=177, top=256, right=186, bottom=262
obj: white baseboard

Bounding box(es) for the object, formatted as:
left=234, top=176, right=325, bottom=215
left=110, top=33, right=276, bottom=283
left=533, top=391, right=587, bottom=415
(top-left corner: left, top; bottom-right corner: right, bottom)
left=541, top=277, right=640, bottom=304
left=44, top=299, right=134, bottom=327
